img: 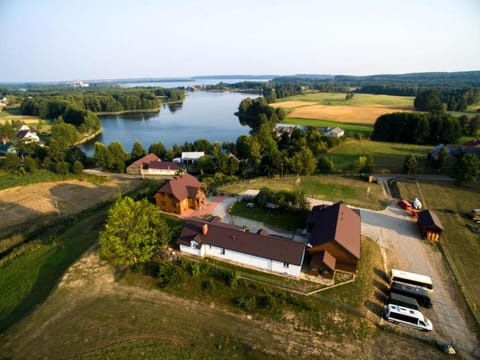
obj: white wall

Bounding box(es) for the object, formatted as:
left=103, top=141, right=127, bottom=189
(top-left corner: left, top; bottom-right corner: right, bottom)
left=181, top=243, right=301, bottom=278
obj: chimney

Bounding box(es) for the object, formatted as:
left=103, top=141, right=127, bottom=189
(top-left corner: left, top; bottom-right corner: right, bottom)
left=202, top=224, right=208, bottom=235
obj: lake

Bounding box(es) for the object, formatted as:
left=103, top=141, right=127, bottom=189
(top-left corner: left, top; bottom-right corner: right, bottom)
left=80, top=90, right=258, bottom=155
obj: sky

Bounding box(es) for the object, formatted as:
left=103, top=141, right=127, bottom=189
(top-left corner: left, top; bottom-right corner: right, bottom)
left=1, top=0, right=479, bottom=83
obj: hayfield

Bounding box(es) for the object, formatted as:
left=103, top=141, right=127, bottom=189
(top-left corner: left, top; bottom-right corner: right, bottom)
left=272, top=92, right=414, bottom=124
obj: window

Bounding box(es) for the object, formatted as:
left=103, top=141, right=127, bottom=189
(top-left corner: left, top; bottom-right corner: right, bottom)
left=283, top=262, right=289, bottom=268
left=221, top=248, right=225, bottom=255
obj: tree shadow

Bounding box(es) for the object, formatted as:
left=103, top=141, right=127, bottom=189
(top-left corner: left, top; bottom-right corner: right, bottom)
left=0, top=208, right=108, bottom=334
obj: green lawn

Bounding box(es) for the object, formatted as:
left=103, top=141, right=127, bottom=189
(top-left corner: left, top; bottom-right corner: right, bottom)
left=284, top=117, right=373, bottom=137
left=230, top=201, right=306, bottom=231
left=219, top=175, right=386, bottom=210
left=276, top=92, right=414, bottom=109
left=396, top=180, right=480, bottom=326
left=329, top=139, right=432, bottom=173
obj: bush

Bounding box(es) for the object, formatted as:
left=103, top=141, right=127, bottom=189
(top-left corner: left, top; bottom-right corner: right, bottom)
left=157, top=261, right=184, bottom=287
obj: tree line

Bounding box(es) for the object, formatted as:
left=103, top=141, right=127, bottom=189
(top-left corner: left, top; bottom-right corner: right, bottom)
left=372, top=112, right=462, bottom=145
left=19, top=87, right=184, bottom=118
left=414, top=88, right=480, bottom=112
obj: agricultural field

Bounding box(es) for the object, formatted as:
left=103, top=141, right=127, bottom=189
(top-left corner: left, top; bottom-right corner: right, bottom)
left=0, top=177, right=141, bottom=235
left=272, top=93, right=414, bottom=124
left=218, top=175, right=387, bottom=210
left=395, top=180, right=480, bottom=326
left=328, top=139, right=433, bottom=173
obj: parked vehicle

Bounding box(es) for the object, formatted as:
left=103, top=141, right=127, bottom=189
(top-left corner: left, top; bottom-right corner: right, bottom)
left=388, top=292, right=420, bottom=310
left=385, top=304, right=433, bottom=331
left=390, top=268, right=433, bottom=294
left=390, top=281, right=432, bottom=308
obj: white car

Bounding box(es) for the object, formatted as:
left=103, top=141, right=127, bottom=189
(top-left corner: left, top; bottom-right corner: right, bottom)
left=246, top=202, right=255, bottom=208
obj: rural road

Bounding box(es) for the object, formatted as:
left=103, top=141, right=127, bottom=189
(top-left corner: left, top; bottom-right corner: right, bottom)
left=211, top=194, right=479, bottom=359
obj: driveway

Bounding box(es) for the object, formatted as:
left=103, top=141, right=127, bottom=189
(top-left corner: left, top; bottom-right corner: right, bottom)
left=361, top=203, right=479, bottom=359
left=205, top=194, right=479, bottom=359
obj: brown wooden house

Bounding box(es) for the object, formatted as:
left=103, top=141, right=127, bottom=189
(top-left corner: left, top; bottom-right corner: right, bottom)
left=154, top=173, right=206, bottom=215
left=126, top=153, right=161, bottom=175
left=306, top=202, right=361, bottom=278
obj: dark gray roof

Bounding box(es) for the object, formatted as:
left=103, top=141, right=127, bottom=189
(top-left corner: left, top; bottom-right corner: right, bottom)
left=417, top=210, right=444, bottom=231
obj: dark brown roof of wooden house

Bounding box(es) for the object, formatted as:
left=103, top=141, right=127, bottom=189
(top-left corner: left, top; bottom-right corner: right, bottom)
left=178, top=219, right=305, bottom=265
left=417, top=210, right=444, bottom=232
left=308, top=202, right=361, bottom=259
left=310, top=250, right=336, bottom=271
left=130, top=153, right=160, bottom=168
left=157, top=173, right=202, bottom=201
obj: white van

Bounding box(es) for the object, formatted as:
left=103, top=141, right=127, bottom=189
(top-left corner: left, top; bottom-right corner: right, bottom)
left=385, top=304, right=433, bottom=331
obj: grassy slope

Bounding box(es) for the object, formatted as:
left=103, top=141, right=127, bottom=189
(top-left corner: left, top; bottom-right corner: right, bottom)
left=396, top=180, right=480, bottom=325
left=0, top=209, right=107, bottom=332
left=285, top=117, right=373, bottom=136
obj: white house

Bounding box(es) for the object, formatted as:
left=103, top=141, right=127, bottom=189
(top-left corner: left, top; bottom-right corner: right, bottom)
left=178, top=151, right=205, bottom=164
left=16, top=125, right=40, bottom=143
left=143, top=161, right=182, bottom=176
left=178, top=218, right=306, bottom=278
left=325, top=127, right=345, bottom=138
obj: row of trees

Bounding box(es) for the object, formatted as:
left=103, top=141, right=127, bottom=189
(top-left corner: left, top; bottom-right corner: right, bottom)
left=19, top=87, right=185, bottom=119
left=372, top=112, right=462, bottom=145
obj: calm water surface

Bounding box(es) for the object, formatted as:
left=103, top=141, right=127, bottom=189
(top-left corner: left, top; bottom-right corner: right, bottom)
left=80, top=91, right=255, bottom=155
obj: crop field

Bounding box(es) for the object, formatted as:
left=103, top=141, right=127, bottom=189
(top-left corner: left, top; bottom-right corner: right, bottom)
left=272, top=93, right=414, bottom=124
left=396, top=180, right=480, bottom=326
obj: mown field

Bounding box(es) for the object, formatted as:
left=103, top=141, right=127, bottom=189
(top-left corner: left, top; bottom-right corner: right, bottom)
left=328, top=139, right=433, bottom=173
left=219, top=175, right=387, bottom=210
left=396, top=180, right=480, bottom=326
left=272, top=92, right=414, bottom=124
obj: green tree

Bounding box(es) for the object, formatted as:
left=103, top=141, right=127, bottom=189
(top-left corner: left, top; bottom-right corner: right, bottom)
left=48, top=122, right=79, bottom=162
left=0, top=153, right=21, bottom=172
left=108, top=141, right=129, bottom=173
left=316, top=154, right=335, bottom=173
left=149, top=142, right=167, bottom=159
left=356, top=155, right=375, bottom=173
left=130, top=141, right=146, bottom=161
left=291, top=147, right=316, bottom=175
left=414, top=89, right=445, bottom=112
left=72, top=160, right=84, bottom=174
left=403, top=155, right=417, bottom=175
left=99, top=197, right=171, bottom=267
left=93, top=142, right=112, bottom=169
left=469, top=115, right=480, bottom=136
left=454, top=153, right=480, bottom=186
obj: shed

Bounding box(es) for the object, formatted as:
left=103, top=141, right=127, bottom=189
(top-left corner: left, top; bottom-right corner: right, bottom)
left=417, top=210, right=444, bottom=242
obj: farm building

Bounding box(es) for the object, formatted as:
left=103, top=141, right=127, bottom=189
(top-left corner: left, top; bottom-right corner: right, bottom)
left=178, top=218, right=306, bottom=278
left=154, top=173, right=206, bottom=215
left=126, top=153, right=161, bottom=175
left=417, top=210, right=444, bottom=242
left=306, top=202, right=361, bottom=279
